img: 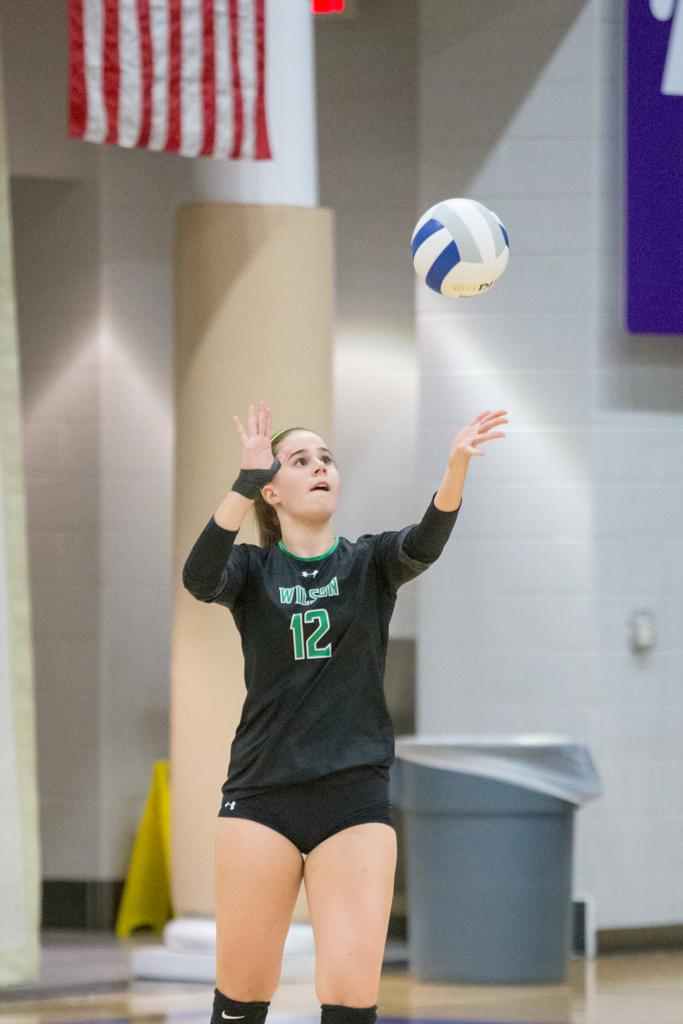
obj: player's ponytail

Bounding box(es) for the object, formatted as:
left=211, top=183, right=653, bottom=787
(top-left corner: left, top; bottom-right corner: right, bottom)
left=253, top=488, right=281, bottom=548
left=253, top=426, right=310, bottom=548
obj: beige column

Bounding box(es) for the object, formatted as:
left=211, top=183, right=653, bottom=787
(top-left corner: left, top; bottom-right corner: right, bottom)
left=171, top=203, right=333, bottom=920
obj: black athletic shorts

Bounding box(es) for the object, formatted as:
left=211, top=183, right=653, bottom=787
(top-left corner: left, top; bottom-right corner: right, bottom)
left=217, top=764, right=395, bottom=856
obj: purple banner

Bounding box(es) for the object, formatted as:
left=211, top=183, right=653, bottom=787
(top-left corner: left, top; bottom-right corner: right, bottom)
left=627, top=0, right=683, bottom=334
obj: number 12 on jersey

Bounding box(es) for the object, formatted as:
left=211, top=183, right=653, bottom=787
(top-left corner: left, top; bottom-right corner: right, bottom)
left=290, top=609, right=332, bottom=660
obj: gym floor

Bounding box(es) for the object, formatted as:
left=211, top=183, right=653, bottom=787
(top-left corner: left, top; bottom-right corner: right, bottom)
left=0, top=930, right=682, bottom=1024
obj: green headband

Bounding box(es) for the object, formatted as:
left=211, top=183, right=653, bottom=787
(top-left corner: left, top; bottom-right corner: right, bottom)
left=271, top=428, right=291, bottom=445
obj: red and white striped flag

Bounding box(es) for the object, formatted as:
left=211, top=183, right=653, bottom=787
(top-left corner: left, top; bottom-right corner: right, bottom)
left=68, top=0, right=272, bottom=160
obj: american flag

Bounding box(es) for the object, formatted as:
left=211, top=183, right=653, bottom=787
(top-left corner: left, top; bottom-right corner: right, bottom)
left=68, top=0, right=272, bottom=160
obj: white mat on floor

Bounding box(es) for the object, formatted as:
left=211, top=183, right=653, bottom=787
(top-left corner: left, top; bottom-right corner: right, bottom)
left=130, top=917, right=315, bottom=982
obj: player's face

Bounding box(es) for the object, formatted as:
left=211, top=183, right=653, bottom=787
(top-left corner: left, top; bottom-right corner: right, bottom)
left=271, top=430, right=339, bottom=517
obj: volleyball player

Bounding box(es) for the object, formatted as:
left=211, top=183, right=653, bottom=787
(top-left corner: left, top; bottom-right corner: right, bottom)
left=182, top=400, right=507, bottom=1024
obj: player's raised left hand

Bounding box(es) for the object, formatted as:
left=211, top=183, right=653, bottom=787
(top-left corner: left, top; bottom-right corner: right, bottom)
left=449, top=409, right=508, bottom=459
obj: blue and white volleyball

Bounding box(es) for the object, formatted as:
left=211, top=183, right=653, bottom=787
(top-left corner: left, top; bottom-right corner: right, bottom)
left=411, top=197, right=510, bottom=298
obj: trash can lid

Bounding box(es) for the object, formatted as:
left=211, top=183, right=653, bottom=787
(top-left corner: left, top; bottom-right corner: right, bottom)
left=394, top=734, right=602, bottom=805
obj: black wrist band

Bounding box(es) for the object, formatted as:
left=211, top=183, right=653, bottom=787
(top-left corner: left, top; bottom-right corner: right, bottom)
left=231, top=458, right=281, bottom=499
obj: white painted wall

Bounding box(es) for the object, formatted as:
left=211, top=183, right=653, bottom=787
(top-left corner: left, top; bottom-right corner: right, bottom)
left=414, top=0, right=683, bottom=930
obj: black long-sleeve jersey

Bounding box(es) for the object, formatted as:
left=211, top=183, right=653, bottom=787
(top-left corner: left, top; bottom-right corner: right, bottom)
left=182, top=490, right=461, bottom=796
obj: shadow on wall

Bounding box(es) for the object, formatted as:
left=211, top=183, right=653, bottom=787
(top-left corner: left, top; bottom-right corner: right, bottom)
left=418, top=0, right=590, bottom=197
left=11, top=177, right=100, bottom=407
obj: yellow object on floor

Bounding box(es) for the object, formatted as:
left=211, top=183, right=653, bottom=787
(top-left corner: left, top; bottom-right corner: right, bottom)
left=116, top=760, right=173, bottom=937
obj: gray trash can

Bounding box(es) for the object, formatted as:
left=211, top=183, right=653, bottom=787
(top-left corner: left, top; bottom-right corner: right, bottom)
left=390, top=735, right=602, bottom=985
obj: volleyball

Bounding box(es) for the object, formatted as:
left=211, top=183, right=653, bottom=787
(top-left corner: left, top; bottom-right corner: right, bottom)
left=411, top=197, right=510, bottom=298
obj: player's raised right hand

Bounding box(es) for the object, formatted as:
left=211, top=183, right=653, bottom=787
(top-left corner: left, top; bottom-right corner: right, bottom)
left=233, top=400, right=293, bottom=474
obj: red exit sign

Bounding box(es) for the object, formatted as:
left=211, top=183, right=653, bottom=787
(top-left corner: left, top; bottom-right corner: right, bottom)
left=312, top=0, right=345, bottom=11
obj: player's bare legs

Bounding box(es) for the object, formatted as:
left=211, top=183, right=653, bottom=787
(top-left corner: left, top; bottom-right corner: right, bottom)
left=303, top=822, right=397, bottom=1007
left=214, top=817, right=305, bottom=1000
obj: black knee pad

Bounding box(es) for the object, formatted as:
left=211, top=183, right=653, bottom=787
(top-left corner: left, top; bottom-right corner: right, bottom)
left=212, top=987, right=270, bottom=1024
left=320, top=1003, right=378, bottom=1024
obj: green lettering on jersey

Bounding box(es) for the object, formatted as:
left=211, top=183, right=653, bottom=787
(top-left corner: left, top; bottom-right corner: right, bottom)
left=290, top=609, right=332, bottom=660
left=279, top=576, right=339, bottom=606
left=290, top=612, right=306, bottom=659
left=305, top=609, right=332, bottom=658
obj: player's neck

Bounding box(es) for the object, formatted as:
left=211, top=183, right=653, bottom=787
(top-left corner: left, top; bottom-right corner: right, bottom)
left=279, top=521, right=336, bottom=559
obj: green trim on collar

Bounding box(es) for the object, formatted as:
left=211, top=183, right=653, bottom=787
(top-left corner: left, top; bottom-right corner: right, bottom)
left=278, top=537, right=339, bottom=561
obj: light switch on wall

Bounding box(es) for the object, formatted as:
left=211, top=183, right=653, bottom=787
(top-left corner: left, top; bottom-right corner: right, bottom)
left=630, top=610, right=656, bottom=651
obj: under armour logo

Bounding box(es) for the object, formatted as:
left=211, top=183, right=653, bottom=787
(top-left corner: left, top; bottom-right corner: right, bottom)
left=224, top=800, right=236, bottom=810
left=302, top=569, right=319, bottom=578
